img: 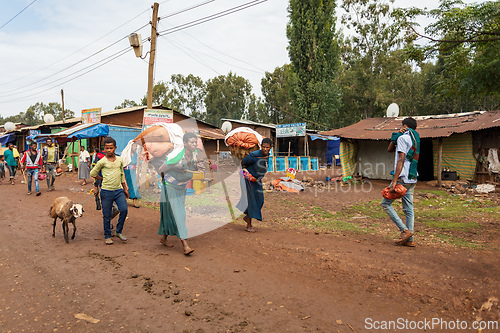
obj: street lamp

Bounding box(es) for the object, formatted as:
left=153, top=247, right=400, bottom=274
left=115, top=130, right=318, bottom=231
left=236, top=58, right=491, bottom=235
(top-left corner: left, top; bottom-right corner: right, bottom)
left=128, top=33, right=143, bottom=58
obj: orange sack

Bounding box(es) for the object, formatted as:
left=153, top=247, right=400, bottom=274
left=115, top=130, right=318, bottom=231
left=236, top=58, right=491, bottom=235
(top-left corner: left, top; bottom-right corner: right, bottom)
left=381, top=184, right=407, bottom=200
left=226, top=132, right=260, bottom=150
left=144, top=142, right=174, bottom=158
left=134, top=126, right=170, bottom=143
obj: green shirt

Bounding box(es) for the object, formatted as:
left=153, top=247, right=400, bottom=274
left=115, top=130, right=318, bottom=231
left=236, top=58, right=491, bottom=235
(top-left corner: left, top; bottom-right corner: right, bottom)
left=4, top=149, right=17, bottom=167
left=90, top=156, right=126, bottom=191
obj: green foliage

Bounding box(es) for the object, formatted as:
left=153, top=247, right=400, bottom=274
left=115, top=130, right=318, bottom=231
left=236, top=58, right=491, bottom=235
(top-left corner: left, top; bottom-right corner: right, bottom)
left=287, top=0, right=341, bottom=130
left=169, top=74, right=205, bottom=117
left=115, top=99, right=139, bottom=109
left=338, top=0, right=416, bottom=122
left=261, top=64, right=296, bottom=124
left=203, top=72, right=253, bottom=126
left=1, top=102, right=73, bottom=126
left=396, top=0, right=500, bottom=104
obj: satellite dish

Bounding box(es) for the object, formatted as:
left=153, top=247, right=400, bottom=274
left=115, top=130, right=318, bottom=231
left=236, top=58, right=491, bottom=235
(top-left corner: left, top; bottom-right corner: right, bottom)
left=386, top=103, right=399, bottom=117
left=221, top=121, right=232, bottom=134
left=44, top=113, right=55, bottom=123
left=4, top=122, right=15, bottom=132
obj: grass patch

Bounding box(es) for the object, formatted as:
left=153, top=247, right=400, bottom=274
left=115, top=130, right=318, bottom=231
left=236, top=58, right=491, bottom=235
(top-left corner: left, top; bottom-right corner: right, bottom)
left=432, top=233, right=485, bottom=250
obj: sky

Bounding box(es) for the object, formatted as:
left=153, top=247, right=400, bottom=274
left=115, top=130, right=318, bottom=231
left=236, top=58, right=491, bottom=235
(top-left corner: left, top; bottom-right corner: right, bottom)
left=0, top=0, right=456, bottom=119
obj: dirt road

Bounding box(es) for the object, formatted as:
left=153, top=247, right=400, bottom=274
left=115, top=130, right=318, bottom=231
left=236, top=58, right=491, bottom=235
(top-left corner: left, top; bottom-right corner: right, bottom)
left=0, top=173, right=499, bottom=332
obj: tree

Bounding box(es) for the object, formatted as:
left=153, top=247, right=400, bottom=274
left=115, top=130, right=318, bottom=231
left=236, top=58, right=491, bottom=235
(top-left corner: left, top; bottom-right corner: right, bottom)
left=339, top=0, right=415, bottom=120
left=140, top=81, right=169, bottom=107
left=1, top=102, right=73, bottom=126
left=286, top=0, right=341, bottom=129
left=396, top=0, right=500, bottom=104
left=204, top=72, right=253, bottom=127
left=261, top=64, right=296, bottom=124
left=115, top=99, right=139, bottom=109
left=169, top=74, right=205, bottom=117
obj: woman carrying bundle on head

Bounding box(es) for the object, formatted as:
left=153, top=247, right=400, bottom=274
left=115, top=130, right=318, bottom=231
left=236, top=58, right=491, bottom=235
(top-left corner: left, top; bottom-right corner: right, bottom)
left=236, top=137, right=273, bottom=232
left=157, top=131, right=198, bottom=255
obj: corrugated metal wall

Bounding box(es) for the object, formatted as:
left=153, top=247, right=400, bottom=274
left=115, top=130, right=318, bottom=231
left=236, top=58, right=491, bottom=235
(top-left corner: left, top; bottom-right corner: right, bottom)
left=432, top=133, right=476, bottom=181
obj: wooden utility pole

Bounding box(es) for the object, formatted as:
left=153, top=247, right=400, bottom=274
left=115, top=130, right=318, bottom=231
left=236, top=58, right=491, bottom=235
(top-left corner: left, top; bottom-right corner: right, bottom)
left=147, top=3, right=159, bottom=109
left=61, top=89, right=65, bottom=123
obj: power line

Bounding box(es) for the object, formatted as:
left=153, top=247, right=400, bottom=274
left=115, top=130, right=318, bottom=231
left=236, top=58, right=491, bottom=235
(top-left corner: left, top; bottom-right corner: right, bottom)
left=0, top=7, right=151, bottom=88
left=158, top=0, right=215, bottom=20
left=159, top=35, right=220, bottom=75
left=0, top=0, right=38, bottom=31
left=0, top=23, right=150, bottom=97
left=0, top=47, right=135, bottom=104
left=157, top=0, right=268, bottom=36
left=158, top=21, right=264, bottom=75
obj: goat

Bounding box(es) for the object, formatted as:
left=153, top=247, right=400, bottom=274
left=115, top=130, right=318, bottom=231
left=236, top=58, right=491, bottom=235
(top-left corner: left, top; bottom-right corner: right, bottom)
left=49, top=197, right=84, bottom=243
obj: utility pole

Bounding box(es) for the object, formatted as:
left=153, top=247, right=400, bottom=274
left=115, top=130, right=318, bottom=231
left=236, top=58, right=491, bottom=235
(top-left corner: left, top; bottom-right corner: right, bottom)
left=61, top=89, right=65, bottom=123
left=147, top=2, right=159, bottom=110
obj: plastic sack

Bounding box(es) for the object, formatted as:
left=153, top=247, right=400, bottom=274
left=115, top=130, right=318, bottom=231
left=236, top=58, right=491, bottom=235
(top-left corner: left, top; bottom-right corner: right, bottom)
left=382, top=184, right=407, bottom=200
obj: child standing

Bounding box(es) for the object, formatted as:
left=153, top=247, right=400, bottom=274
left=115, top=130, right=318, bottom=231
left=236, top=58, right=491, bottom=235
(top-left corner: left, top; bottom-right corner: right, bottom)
left=90, top=137, right=130, bottom=245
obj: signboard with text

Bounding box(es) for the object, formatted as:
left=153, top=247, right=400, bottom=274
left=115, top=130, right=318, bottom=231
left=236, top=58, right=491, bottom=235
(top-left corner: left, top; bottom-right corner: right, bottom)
left=276, top=122, right=306, bottom=138
left=81, top=108, right=101, bottom=123
left=142, top=109, right=174, bottom=130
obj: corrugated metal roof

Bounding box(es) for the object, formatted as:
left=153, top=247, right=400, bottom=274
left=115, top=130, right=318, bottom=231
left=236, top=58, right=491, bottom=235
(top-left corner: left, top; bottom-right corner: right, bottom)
left=221, top=118, right=276, bottom=129
left=320, top=111, right=500, bottom=140
left=198, top=127, right=225, bottom=140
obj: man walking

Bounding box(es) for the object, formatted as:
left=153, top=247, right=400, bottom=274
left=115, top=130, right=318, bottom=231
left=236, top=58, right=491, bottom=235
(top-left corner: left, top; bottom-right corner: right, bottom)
left=381, top=117, right=420, bottom=247
left=42, top=138, right=58, bottom=191
left=4, top=143, right=17, bottom=185
left=21, top=142, right=43, bottom=196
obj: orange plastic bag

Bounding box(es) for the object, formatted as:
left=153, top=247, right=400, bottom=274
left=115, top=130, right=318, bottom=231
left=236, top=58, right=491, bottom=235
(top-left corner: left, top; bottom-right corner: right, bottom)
left=382, top=184, right=407, bottom=200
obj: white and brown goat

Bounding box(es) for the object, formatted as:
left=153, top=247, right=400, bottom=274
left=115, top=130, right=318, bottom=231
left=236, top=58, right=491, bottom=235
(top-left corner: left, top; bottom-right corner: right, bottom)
left=49, top=197, right=84, bottom=243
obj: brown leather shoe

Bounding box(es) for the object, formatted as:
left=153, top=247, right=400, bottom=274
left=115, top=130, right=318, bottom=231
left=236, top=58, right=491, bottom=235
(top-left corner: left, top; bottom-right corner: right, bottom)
left=404, top=241, right=416, bottom=247
left=395, top=229, right=413, bottom=245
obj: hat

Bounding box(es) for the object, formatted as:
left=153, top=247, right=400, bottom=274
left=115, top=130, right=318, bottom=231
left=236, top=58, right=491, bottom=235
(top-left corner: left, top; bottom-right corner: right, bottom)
left=382, top=184, right=407, bottom=200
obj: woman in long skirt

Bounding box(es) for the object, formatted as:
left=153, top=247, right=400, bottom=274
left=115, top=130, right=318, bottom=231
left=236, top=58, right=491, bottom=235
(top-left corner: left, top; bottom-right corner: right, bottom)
left=157, top=132, right=198, bottom=255
left=78, top=145, right=90, bottom=185
left=236, top=138, right=273, bottom=232
left=124, top=144, right=141, bottom=208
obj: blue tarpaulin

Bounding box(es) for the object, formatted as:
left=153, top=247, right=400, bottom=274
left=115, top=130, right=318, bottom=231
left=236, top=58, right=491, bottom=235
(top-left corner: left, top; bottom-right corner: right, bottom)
left=309, top=134, right=340, bottom=165
left=0, top=133, right=15, bottom=145
left=108, top=125, right=141, bottom=154
left=68, top=124, right=109, bottom=139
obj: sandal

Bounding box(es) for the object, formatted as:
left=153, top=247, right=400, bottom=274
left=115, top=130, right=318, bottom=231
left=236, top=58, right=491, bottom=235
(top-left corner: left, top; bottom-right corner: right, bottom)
left=183, top=248, right=194, bottom=255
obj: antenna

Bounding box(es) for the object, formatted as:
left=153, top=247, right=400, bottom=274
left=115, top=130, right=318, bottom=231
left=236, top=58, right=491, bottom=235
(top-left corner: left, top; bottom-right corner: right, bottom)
left=386, top=103, right=399, bottom=117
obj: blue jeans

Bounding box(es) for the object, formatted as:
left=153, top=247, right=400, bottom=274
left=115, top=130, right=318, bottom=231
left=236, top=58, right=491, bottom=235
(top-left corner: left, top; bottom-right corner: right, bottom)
left=100, top=189, right=128, bottom=239
left=381, top=182, right=416, bottom=241
left=45, top=163, right=57, bottom=188
left=7, top=165, right=17, bottom=179
left=26, top=168, right=40, bottom=193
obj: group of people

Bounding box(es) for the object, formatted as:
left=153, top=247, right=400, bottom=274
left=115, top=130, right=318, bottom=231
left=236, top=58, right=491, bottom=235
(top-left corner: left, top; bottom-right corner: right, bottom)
left=1, top=116, right=419, bottom=252
left=0, top=138, right=58, bottom=193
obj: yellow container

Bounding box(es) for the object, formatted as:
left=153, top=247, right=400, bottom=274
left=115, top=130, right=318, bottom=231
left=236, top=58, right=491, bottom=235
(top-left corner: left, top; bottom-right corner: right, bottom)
left=192, top=171, right=206, bottom=194
left=286, top=171, right=296, bottom=179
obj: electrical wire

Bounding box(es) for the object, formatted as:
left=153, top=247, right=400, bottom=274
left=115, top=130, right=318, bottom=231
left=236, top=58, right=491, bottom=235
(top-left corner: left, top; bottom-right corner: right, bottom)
left=177, top=28, right=267, bottom=73
left=157, top=0, right=268, bottom=36
left=158, top=21, right=263, bottom=75
left=0, top=23, right=150, bottom=97
left=0, top=7, right=151, bottom=89
left=0, top=0, right=38, bottom=31
left=159, top=35, right=220, bottom=75
left=158, top=0, right=215, bottom=20
left=0, top=47, right=135, bottom=104
left=0, top=1, right=227, bottom=96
